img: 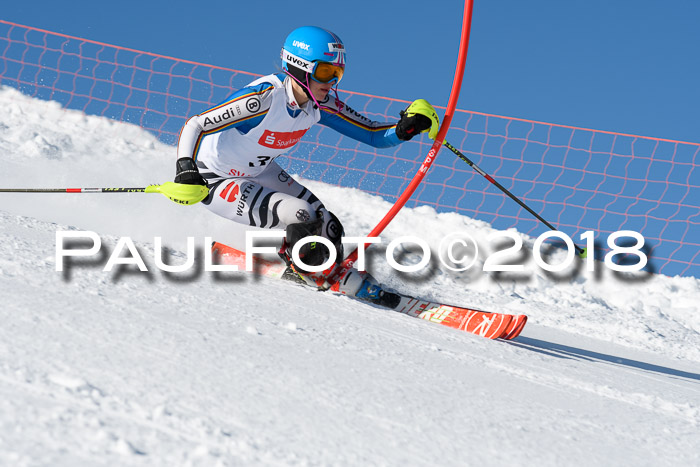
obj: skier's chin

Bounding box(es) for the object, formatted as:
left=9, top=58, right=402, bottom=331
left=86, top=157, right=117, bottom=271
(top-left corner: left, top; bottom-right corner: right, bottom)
left=312, top=89, right=330, bottom=101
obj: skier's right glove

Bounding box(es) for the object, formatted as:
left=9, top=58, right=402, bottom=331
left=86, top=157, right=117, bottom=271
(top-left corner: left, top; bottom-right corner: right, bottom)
left=174, top=157, right=207, bottom=186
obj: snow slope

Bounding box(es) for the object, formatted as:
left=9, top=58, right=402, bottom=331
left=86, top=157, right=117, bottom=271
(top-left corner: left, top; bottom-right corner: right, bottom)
left=0, top=86, right=699, bottom=466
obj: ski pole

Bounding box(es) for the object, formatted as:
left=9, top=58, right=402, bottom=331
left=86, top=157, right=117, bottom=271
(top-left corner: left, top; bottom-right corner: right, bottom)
left=0, top=182, right=209, bottom=206
left=442, top=140, right=587, bottom=258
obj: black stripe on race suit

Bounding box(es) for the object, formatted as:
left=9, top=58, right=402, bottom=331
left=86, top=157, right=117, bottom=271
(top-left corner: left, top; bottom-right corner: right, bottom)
left=270, top=199, right=283, bottom=229
left=196, top=161, right=226, bottom=184
left=295, top=187, right=324, bottom=213
left=247, top=186, right=264, bottom=227
left=307, top=192, right=319, bottom=205
left=200, top=172, right=224, bottom=180
left=257, top=191, right=276, bottom=228
left=307, top=193, right=325, bottom=211
left=201, top=179, right=226, bottom=206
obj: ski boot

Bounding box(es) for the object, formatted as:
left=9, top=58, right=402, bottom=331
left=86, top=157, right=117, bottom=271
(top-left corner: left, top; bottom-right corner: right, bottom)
left=278, top=242, right=401, bottom=308
left=280, top=213, right=401, bottom=308
left=353, top=277, right=402, bottom=309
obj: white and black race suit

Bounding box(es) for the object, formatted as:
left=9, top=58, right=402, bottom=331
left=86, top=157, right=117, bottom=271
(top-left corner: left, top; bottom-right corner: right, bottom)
left=177, top=72, right=403, bottom=231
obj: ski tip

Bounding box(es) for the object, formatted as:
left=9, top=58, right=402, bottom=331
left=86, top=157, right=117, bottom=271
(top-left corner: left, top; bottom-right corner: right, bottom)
left=502, top=315, right=528, bottom=340
left=491, top=314, right=515, bottom=340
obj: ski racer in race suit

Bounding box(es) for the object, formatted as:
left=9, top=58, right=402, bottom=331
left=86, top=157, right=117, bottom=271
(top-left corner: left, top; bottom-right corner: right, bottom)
left=174, top=26, right=439, bottom=304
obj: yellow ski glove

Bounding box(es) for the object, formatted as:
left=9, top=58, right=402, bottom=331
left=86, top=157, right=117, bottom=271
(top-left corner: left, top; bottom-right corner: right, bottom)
left=396, top=99, right=440, bottom=141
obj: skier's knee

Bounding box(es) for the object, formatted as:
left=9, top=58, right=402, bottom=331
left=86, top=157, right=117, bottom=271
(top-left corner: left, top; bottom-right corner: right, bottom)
left=285, top=210, right=345, bottom=272
left=278, top=198, right=318, bottom=226
left=316, top=209, right=344, bottom=249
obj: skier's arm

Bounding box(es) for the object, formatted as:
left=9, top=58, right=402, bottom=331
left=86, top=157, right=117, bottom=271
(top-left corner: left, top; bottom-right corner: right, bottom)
left=318, top=99, right=401, bottom=148
left=319, top=98, right=439, bottom=148
left=176, top=82, right=274, bottom=161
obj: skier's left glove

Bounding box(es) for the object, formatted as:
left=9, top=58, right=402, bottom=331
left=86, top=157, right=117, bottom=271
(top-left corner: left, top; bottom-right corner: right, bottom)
left=174, top=157, right=207, bottom=186
left=395, top=99, right=440, bottom=141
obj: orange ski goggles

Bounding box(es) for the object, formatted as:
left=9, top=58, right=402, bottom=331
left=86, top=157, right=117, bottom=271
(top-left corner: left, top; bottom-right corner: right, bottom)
left=311, top=62, right=345, bottom=84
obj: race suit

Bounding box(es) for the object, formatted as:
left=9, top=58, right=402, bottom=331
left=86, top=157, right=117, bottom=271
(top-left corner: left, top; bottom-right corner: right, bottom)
left=176, top=72, right=403, bottom=230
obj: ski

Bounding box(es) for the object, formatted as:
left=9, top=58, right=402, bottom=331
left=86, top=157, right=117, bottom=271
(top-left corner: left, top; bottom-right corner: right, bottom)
left=211, top=242, right=527, bottom=341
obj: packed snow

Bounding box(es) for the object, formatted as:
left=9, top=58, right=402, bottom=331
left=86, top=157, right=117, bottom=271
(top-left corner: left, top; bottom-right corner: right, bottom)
left=0, top=86, right=698, bottom=466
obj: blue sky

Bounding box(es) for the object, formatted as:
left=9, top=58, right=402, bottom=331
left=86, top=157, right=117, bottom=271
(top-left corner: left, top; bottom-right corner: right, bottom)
left=3, top=0, right=699, bottom=144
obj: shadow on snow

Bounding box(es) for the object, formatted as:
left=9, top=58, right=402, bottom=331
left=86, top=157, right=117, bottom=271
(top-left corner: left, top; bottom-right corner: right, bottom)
left=507, top=336, right=700, bottom=383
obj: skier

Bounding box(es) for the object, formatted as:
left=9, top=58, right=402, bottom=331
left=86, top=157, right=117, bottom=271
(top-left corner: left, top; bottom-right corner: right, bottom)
left=174, top=26, right=439, bottom=306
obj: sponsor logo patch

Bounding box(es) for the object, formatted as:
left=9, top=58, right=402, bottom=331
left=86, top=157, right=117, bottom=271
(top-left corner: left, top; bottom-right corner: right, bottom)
left=326, top=219, right=341, bottom=240
left=246, top=97, right=261, bottom=113
left=259, top=129, right=308, bottom=149
left=284, top=52, right=313, bottom=71
left=236, top=182, right=255, bottom=216
left=278, top=170, right=291, bottom=183
left=219, top=181, right=240, bottom=203
left=228, top=168, right=246, bottom=177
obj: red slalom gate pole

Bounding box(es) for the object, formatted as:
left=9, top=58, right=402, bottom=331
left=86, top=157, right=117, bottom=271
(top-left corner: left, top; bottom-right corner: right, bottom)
left=328, top=0, right=475, bottom=285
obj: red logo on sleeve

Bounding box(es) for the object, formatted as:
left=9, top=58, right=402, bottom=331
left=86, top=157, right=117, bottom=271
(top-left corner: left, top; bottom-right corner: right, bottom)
left=259, top=129, right=308, bottom=149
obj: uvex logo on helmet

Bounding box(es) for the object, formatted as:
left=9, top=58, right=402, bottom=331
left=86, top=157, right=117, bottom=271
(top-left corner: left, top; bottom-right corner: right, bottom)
left=292, top=40, right=310, bottom=50
left=283, top=52, right=312, bottom=71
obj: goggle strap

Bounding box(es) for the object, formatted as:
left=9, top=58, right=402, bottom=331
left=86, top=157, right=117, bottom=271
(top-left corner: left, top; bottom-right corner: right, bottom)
left=284, top=70, right=342, bottom=116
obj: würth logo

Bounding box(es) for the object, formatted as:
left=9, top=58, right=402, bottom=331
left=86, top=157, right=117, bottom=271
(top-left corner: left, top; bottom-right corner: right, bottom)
left=259, top=129, right=308, bottom=149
